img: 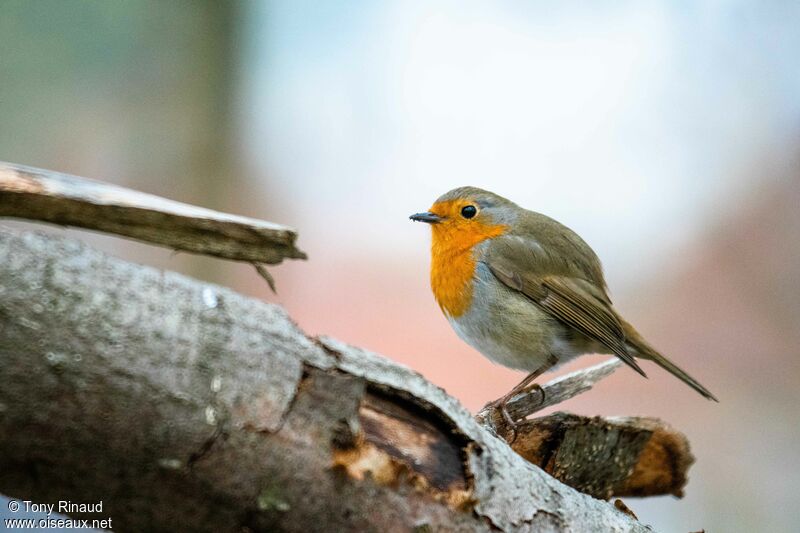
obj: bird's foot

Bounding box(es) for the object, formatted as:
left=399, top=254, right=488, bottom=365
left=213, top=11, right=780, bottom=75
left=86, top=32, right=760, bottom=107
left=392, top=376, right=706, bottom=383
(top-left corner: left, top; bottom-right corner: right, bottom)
left=484, top=384, right=546, bottom=443
left=485, top=397, right=519, bottom=444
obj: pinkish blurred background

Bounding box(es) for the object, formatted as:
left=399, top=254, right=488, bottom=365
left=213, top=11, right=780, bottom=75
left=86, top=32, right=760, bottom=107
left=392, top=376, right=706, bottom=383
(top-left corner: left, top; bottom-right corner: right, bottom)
left=2, top=1, right=800, bottom=531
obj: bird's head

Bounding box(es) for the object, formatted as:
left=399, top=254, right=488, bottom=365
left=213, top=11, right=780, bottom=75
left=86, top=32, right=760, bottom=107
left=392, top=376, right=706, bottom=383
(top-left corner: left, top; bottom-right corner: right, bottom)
left=410, top=187, right=515, bottom=251
left=410, top=187, right=515, bottom=316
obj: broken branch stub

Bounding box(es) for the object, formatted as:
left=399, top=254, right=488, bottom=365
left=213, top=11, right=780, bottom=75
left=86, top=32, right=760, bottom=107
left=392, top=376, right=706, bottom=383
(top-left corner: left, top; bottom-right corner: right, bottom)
left=511, top=412, right=694, bottom=499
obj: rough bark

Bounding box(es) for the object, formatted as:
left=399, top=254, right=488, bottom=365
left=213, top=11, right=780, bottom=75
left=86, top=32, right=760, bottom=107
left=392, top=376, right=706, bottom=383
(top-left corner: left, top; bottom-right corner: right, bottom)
left=0, top=229, right=652, bottom=532
left=0, top=161, right=306, bottom=265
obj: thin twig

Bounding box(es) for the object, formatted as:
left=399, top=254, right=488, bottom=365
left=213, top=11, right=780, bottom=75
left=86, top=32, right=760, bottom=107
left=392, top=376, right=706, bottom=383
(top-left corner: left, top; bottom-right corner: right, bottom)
left=253, top=263, right=278, bottom=294
left=476, top=359, right=622, bottom=426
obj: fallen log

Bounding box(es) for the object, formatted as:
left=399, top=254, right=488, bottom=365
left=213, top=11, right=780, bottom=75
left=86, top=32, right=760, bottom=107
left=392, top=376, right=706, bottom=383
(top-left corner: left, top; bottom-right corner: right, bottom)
left=0, top=229, right=653, bottom=531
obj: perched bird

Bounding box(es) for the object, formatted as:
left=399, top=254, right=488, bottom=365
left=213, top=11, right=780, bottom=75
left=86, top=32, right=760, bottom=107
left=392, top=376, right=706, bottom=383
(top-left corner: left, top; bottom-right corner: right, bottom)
left=410, top=187, right=717, bottom=427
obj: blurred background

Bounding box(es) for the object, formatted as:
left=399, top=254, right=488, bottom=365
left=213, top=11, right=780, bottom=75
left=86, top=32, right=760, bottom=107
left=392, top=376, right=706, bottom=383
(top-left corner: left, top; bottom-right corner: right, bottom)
left=2, top=1, right=799, bottom=531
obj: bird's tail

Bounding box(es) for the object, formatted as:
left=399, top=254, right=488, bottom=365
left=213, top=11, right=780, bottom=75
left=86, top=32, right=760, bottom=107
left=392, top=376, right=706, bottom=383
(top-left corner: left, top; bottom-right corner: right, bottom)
left=621, top=319, right=718, bottom=402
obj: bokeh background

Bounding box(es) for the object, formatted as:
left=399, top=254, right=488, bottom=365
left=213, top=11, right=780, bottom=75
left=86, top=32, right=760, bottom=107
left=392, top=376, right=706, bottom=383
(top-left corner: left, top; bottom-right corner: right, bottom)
left=2, top=1, right=800, bottom=531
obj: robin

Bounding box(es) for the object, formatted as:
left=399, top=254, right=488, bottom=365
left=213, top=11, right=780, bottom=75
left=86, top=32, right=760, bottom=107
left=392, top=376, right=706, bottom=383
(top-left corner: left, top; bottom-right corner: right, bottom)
left=410, top=187, right=717, bottom=429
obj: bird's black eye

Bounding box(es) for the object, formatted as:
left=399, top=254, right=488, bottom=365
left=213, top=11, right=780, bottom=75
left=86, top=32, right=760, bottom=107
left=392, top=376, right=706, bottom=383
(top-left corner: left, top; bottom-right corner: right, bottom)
left=461, top=205, right=477, bottom=219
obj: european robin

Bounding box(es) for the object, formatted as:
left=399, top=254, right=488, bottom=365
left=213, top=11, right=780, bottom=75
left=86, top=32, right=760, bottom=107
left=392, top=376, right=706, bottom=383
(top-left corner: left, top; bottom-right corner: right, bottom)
left=410, top=187, right=717, bottom=427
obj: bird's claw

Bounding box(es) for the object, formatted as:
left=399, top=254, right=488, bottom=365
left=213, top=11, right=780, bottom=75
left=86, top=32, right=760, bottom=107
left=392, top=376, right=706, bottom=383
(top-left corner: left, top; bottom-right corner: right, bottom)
left=486, top=399, right=519, bottom=444
left=521, top=383, right=546, bottom=405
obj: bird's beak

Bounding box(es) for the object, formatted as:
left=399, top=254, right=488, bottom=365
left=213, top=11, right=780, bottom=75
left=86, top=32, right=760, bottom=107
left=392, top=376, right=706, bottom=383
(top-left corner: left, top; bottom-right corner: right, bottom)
left=409, top=212, right=444, bottom=224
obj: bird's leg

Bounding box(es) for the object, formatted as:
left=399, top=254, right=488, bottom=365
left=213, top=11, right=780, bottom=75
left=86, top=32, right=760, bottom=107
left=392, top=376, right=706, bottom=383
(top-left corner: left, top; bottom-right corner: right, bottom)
left=486, top=355, right=558, bottom=442
left=519, top=355, right=559, bottom=402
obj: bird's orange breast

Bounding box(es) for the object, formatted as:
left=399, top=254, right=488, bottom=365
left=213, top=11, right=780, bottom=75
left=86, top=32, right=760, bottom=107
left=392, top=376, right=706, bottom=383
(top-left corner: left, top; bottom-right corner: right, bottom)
left=430, top=211, right=507, bottom=318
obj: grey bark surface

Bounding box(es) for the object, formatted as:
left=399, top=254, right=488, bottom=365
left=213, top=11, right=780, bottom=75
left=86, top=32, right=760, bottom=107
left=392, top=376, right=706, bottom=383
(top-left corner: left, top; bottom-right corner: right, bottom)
left=0, top=229, right=652, bottom=532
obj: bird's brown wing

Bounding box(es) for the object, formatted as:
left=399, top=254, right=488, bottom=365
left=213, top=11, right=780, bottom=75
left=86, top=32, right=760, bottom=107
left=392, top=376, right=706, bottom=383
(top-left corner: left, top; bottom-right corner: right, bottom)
left=485, top=246, right=646, bottom=377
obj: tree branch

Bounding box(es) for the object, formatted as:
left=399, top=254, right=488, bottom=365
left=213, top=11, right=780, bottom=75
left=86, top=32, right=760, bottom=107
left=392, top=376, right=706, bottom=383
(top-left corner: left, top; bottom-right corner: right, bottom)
left=0, top=229, right=651, bottom=532
left=0, top=161, right=306, bottom=265
left=474, top=360, right=694, bottom=500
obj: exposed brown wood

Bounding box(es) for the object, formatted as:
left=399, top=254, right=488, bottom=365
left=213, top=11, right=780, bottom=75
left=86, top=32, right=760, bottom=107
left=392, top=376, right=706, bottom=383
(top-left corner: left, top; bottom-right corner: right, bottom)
left=0, top=161, right=306, bottom=265
left=332, top=389, right=473, bottom=509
